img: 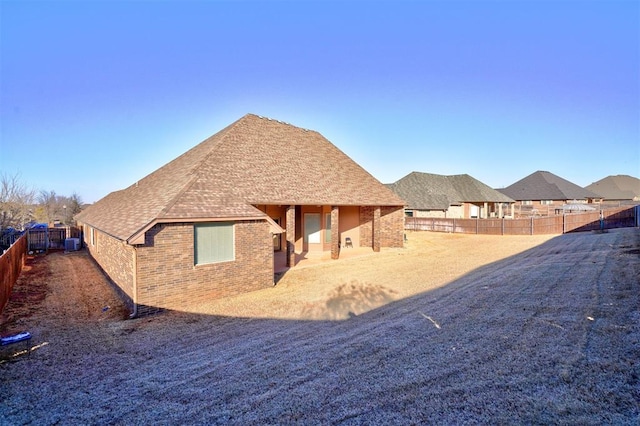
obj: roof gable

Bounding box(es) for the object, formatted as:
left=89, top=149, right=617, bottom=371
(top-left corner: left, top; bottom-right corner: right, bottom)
left=498, top=171, right=601, bottom=201
left=76, top=114, right=404, bottom=241
left=388, top=172, right=513, bottom=210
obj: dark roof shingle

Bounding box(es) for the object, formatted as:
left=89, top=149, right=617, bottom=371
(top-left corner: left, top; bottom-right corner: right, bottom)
left=497, top=171, right=601, bottom=201
left=585, top=175, right=640, bottom=200
left=76, top=114, right=404, bottom=241
left=387, top=172, right=513, bottom=210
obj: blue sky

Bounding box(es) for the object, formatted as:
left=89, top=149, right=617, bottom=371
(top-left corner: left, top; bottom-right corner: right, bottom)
left=1, top=0, right=638, bottom=203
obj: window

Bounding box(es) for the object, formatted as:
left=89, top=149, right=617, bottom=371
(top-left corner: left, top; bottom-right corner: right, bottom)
left=304, top=213, right=321, bottom=244
left=90, top=227, right=95, bottom=246
left=194, top=222, right=234, bottom=265
left=470, top=205, right=479, bottom=218
left=325, top=213, right=332, bottom=243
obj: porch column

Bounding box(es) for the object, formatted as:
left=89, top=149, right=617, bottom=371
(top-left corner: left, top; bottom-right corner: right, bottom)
left=331, top=206, right=340, bottom=259
left=498, top=202, right=503, bottom=218
left=483, top=202, right=488, bottom=218
left=286, top=205, right=295, bottom=267
left=373, top=206, right=381, bottom=252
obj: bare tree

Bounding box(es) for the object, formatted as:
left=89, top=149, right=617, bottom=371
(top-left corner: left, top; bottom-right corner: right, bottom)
left=0, top=172, right=36, bottom=230
left=66, top=192, right=84, bottom=224
left=36, top=190, right=84, bottom=225
left=37, top=190, right=59, bottom=225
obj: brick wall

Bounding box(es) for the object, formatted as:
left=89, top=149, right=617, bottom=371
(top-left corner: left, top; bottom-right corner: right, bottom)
left=359, top=206, right=405, bottom=249
left=359, top=207, right=374, bottom=247
left=82, top=225, right=135, bottom=302
left=135, top=220, right=273, bottom=314
left=380, top=206, right=405, bottom=248
left=330, top=206, right=340, bottom=259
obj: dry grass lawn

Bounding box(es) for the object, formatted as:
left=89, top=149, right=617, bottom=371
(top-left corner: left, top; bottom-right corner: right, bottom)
left=1, top=229, right=638, bottom=424
left=192, top=232, right=557, bottom=320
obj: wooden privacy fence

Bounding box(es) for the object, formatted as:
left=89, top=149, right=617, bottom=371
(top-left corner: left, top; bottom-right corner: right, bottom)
left=405, top=206, right=637, bottom=235
left=27, top=226, right=82, bottom=251
left=0, top=226, right=82, bottom=314
left=0, top=234, right=28, bottom=314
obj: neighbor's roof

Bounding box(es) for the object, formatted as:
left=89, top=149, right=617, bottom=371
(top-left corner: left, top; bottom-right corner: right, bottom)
left=585, top=175, right=640, bottom=201
left=387, top=172, right=514, bottom=210
left=497, top=171, right=601, bottom=201
left=76, top=114, right=404, bottom=242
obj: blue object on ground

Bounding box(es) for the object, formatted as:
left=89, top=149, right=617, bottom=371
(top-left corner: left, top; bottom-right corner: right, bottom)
left=1, top=331, right=32, bottom=345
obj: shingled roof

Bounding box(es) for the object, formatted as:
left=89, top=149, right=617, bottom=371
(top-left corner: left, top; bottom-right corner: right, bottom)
left=76, top=114, right=404, bottom=243
left=387, top=172, right=513, bottom=210
left=585, top=175, right=640, bottom=201
left=497, top=170, right=601, bottom=201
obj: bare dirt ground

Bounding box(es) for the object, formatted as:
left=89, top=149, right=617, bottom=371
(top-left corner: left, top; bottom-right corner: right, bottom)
left=1, top=229, right=638, bottom=424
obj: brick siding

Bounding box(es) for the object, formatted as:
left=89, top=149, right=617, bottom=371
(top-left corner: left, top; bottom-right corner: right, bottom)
left=359, top=206, right=405, bottom=249
left=82, top=226, right=135, bottom=302
left=359, top=207, right=374, bottom=247
left=331, top=206, right=340, bottom=259
left=135, top=220, right=273, bottom=314
left=80, top=219, right=274, bottom=316
left=380, top=206, right=405, bottom=248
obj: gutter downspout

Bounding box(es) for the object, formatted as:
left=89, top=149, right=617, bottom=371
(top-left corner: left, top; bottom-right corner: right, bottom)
left=130, top=245, right=138, bottom=318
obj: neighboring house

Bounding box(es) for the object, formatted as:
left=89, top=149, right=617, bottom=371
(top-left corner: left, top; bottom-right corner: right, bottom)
left=585, top=175, right=640, bottom=204
left=387, top=172, right=515, bottom=219
left=75, top=114, right=405, bottom=315
left=497, top=170, right=602, bottom=217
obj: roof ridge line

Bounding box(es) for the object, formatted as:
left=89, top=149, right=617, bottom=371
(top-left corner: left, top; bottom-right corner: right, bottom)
left=186, top=116, right=245, bottom=173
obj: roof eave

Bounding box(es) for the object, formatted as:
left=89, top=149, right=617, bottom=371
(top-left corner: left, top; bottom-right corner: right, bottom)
left=126, top=214, right=281, bottom=245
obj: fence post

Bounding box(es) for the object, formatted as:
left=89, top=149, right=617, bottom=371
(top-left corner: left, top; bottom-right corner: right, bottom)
left=600, top=209, right=604, bottom=231
left=531, top=217, right=534, bottom=235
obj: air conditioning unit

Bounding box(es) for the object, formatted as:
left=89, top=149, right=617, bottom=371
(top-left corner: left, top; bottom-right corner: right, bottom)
left=64, top=238, right=80, bottom=251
